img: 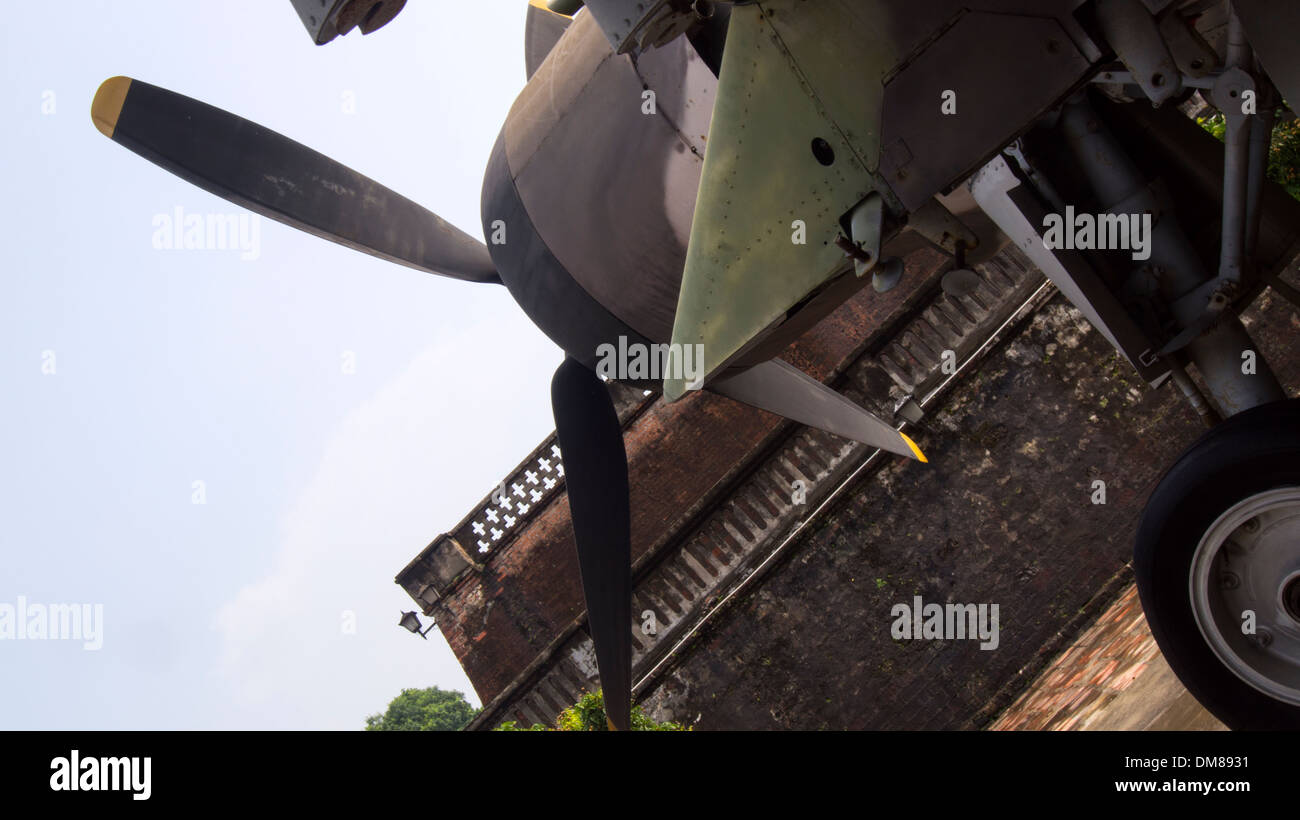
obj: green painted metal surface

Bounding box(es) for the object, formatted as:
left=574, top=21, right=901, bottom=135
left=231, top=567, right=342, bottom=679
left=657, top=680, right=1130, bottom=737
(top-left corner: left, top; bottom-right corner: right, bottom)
left=663, top=0, right=900, bottom=400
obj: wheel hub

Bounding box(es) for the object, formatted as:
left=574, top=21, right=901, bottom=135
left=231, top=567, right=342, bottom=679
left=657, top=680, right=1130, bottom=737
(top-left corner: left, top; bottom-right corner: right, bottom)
left=1283, top=573, right=1300, bottom=625
left=1190, top=487, right=1300, bottom=707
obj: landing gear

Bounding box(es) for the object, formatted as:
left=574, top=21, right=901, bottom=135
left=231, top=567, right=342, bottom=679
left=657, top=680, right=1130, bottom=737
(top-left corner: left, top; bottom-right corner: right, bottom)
left=962, top=0, right=1300, bottom=728
left=1135, top=399, right=1300, bottom=729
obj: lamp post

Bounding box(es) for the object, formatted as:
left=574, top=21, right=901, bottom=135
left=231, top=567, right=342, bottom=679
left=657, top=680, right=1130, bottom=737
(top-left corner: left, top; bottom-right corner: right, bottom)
left=399, top=610, right=435, bottom=640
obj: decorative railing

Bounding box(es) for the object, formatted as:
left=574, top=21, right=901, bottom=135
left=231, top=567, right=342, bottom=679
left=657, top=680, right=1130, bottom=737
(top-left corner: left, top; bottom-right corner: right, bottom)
left=396, top=382, right=653, bottom=611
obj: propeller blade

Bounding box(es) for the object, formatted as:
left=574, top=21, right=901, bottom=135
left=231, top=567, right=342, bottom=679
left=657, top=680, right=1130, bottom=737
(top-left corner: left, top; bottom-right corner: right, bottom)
left=550, top=358, right=632, bottom=731
left=91, top=76, right=499, bottom=283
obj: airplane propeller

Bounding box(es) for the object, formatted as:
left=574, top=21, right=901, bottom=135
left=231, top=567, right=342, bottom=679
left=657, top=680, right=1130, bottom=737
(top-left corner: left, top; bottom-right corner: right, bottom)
left=550, top=358, right=633, bottom=730
left=91, top=76, right=499, bottom=283
left=92, top=74, right=637, bottom=728
left=91, top=66, right=919, bottom=732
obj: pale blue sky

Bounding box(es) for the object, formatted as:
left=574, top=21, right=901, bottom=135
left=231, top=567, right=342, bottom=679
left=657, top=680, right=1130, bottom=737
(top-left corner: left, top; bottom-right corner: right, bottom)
left=1, top=0, right=564, bottom=728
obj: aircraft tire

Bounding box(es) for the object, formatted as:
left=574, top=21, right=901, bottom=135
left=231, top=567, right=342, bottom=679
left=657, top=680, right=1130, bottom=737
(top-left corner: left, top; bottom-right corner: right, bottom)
left=1135, top=397, right=1300, bottom=730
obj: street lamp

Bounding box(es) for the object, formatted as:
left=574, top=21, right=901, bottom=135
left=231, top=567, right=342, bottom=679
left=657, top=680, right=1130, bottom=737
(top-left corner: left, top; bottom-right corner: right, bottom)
left=399, top=610, right=435, bottom=639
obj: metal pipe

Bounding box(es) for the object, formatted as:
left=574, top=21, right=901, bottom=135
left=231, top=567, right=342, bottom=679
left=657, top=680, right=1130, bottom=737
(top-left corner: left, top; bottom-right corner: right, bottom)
left=1218, top=10, right=1254, bottom=284
left=1226, top=8, right=1251, bottom=68
left=1185, top=318, right=1283, bottom=416
left=1167, top=361, right=1220, bottom=427
left=1245, top=77, right=1277, bottom=259
left=1219, top=115, right=1251, bottom=284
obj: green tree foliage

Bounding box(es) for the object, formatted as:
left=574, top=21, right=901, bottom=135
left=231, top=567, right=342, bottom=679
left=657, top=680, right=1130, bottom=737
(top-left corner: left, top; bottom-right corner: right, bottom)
left=1199, top=111, right=1300, bottom=200
left=494, top=690, right=688, bottom=731
left=365, top=686, right=480, bottom=731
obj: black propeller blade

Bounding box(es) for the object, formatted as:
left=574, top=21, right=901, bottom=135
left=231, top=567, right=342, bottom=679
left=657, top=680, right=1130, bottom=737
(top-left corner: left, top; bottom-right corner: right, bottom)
left=550, top=358, right=632, bottom=731
left=91, top=76, right=499, bottom=283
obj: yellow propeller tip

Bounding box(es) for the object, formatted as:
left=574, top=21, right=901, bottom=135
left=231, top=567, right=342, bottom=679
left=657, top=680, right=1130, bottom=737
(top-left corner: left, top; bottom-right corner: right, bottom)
left=900, top=432, right=928, bottom=463
left=92, top=76, right=132, bottom=138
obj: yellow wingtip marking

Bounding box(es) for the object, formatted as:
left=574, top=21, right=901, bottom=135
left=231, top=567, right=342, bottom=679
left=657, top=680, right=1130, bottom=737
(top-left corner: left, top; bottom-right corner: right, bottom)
left=92, top=76, right=132, bottom=139
left=900, top=432, right=928, bottom=463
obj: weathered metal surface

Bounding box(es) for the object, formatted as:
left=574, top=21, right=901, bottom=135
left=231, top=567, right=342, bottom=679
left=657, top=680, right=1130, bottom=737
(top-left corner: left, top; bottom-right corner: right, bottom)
left=1235, top=0, right=1300, bottom=115
left=580, top=0, right=670, bottom=53
left=524, top=0, right=572, bottom=80
left=878, top=11, right=1092, bottom=211
left=288, top=0, right=407, bottom=45
left=580, top=0, right=718, bottom=54
left=970, top=154, right=1171, bottom=385
left=483, top=130, right=659, bottom=371
left=1096, top=0, right=1183, bottom=107
left=665, top=0, right=1103, bottom=400
left=664, top=1, right=885, bottom=400
left=503, top=11, right=715, bottom=345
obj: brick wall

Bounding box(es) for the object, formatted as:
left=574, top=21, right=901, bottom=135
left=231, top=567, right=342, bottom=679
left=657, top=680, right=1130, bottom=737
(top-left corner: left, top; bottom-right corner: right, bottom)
left=635, top=284, right=1300, bottom=728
